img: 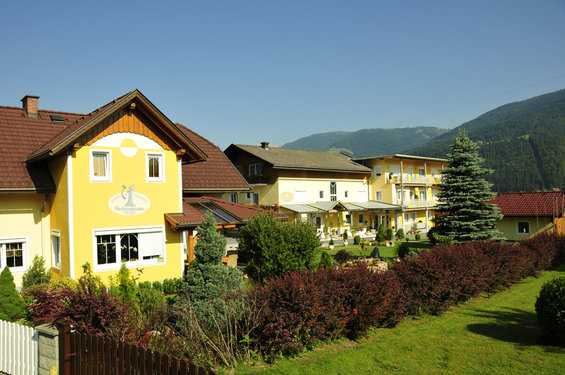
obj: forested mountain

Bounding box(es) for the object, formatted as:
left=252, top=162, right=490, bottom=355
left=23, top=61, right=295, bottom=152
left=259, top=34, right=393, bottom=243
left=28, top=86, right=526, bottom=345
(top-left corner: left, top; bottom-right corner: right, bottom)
left=282, top=127, right=448, bottom=157
left=406, top=89, right=565, bottom=192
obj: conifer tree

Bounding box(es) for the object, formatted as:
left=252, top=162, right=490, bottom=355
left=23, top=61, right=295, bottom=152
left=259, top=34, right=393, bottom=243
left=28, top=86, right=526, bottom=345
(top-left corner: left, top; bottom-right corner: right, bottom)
left=0, top=267, right=26, bottom=321
left=434, top=130, right=502, bottom=242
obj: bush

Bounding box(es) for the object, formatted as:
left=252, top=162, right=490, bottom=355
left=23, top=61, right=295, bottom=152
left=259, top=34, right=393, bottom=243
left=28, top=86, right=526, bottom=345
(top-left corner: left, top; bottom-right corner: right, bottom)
left=535, top=276, right=565, bottom=343
left=385, top=228, right=393, bottom=241
left=22, top=255, right=51, bottom=290
left=354, top=235, right=361, bottom=245
left=138, top=281, right=152, bottom=289
left=342, top=230, right=348, bottom=241
left=152, top=281, right=163, bottom=293
left=109, top=263, right=138, bottom=305
left=329, top=238, right=335, bottom=246
left=238, top=213, right=321, bottom=281
left=334, top=249, right=352, bottom=265
left=250, top=265, right=405, bottom=357
left=163, top=278, right=182, bottom=294
left=397, top=242, right=410, bottom=259
left=395, top=229, right=405, bottom=240
left=375, top=232, right=385, bottom=244
left=0, top=267, right=26, bottom=321
left=319, top=250, right=334, bottom=269
left=370, top=246, right=380, bottom=259
left=137, top=287, right=167, bottom=318
left=415, top=234, right=421, bottom=241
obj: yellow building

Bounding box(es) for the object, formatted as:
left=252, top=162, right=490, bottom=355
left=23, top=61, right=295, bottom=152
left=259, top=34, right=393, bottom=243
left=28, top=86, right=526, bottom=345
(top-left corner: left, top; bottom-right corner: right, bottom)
left=224, top=143, right=402, bottom=234
left=489, top=191, right=565, bottom=241
left=354, top=154, right=448, bottom=234
left=1, top=90, right=212, bottom=286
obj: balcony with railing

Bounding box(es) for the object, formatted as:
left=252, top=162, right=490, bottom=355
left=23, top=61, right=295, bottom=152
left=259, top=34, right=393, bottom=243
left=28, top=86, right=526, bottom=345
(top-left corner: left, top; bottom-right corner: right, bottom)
left=247, top=174, right=268, bottom=185
left=387, top=174, right=442, bottom=185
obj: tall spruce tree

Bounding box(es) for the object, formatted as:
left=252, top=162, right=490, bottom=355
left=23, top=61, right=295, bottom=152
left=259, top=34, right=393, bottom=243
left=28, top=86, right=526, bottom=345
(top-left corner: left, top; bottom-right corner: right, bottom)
left=434, top=130, right=502, bottom=242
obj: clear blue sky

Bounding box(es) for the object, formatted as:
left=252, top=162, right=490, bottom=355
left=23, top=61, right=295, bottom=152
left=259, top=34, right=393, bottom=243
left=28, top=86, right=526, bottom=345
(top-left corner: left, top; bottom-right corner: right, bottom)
left=1, top=0, right=564, bottom=150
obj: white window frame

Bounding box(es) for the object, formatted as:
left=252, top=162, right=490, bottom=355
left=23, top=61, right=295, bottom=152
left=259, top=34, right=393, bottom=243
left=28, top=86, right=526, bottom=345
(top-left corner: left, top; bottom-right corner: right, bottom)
left=92, top=225, right=166, bottom=272
left=90, top=149, right=112, bottom=182
left=517, top=221, right=530, bottom=235
left=375, top=190, right=383, bottom=201
left=229, top=192, right=238, bottom=203
left=374, top=165, right=382, bottom=177
left=418, top=167, right=425, bottom=176
left=295, top=190, right=307, bottom=204
left=146, top=152, right=165, bottom=183
left=0, top=237, right=27, bottom=273
left=51, top=230, right=61, bottom=270
left=330, top=181, right=337, bottom=201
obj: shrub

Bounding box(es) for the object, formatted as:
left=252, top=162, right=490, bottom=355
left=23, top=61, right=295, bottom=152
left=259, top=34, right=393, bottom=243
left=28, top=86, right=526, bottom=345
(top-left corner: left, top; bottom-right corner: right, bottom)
left=415, top=234, right=421, bottom=241
left=152, top=281, right=163, bottom=292
left=334, top=249, right=352, bottom=265
left=535, top=276, right=565, bottom=344
left=138, top=281, right=152, bottom=289
left=163, top=278, right=182, bottom=294
left=370, top=246, right=380, bottom=259
left=354, top=235, right=361, bottom=245
left=109, top=263, right=138, bottom=305
left=397, top=242, right=410, bottom=259
left=22, top=255, right=51, bottom=290
left=319, top=251, right=334, bottom=269
left=250, top=265, right=405, bottom=357
left=342, top=230, right=348, bottom=241
left=0, top=267, right=26, bottom=321
left=137, top=287, right=167, bottom=318
left=385, top=228, right=393, bottom=241
left=52, top=277, right=77, bottom=291
left=377, top=225, right=385, bottom=236
left=238, top=213, right=320, bottom=281
left=329, top=238, right=335, bottom=246
left=395, top=229, right=405, bottom=240
left=375, top=232, right=385, bottom=244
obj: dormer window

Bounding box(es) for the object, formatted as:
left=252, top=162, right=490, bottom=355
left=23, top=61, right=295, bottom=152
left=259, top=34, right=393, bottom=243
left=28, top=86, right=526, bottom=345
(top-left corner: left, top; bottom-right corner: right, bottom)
left=91, top=150, right=111, bottom=182
left=249, top=163, right=262, bottom=176
left=147, top=152, right=164, bottom=182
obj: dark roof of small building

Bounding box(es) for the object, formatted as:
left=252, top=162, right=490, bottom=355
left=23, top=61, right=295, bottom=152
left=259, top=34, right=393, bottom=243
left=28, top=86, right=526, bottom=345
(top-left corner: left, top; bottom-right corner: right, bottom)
left=489, top=191, right=565, bottom=217
left=225, top=144, right=371, bottom=174
left=177, top=126, right=250, bottom=193
left=165, top=196, right=285, bottom=229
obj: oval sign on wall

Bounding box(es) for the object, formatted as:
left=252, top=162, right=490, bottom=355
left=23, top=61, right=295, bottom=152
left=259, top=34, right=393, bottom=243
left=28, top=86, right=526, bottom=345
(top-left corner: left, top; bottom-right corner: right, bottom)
left=280, top=192, right=294, bottom=202
left=108, top=185, right=151, bottom=216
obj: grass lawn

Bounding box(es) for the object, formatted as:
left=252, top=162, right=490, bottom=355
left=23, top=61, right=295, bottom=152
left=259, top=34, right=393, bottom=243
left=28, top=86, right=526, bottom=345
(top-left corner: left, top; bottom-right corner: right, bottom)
left=229, top=264, right=565, bottom=375
left=325, top=241, right=432, bottom=259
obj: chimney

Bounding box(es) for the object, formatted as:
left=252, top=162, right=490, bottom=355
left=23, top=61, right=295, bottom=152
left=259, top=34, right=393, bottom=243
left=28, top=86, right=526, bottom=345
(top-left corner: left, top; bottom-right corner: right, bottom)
left=21, top=95, right=40, bottom=118
left=260, top=141, right=270, bottom=150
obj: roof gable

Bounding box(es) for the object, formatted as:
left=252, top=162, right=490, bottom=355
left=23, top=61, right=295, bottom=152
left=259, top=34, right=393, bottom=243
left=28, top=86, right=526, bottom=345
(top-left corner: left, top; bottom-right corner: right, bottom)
left=27, top=89, right=207, bottom=163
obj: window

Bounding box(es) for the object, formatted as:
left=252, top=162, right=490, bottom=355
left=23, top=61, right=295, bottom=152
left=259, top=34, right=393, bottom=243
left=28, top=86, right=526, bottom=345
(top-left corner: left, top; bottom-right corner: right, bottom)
left=319, top=190, right=324, bottom=199
left=94, top=227, right=164, bottom=271
left=246, top=192, right=259, bottom=204
left=431, top=167, right=437, bottom=176
left=344, top=190, right=349, bottom=198
left=419, top=190, right=426, bottom=201
left=51, top=231, right=61, bottom=269
left=357, top=190, right=366, bottom=202
left=418, top=167, right=425, bottom=176
left=358, top=213, right=365, bottom=225
left=397, top=189, right=402, bottom=203
left=374, top=165, right=382, bottom=177
left=330, top=182, right=337, bottom=201
left=517, top=222, right=530, bottom=235
left=90, top=150, right=111, bottom=182
left=375, top=191, right=383, bottom=201
left=0, top=239, right=26, bottom=272
left=146, top=153, right=164, bottom=182
left=229, top=193, right=238, bottom=203
left=249, top=163, right=262, bottom=176
left=345, top=214, right=351, bottom=225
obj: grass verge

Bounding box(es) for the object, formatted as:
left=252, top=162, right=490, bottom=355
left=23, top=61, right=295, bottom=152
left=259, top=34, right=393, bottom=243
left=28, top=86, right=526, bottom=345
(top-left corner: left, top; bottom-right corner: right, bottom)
left=229, top=264, right=565, bottom=375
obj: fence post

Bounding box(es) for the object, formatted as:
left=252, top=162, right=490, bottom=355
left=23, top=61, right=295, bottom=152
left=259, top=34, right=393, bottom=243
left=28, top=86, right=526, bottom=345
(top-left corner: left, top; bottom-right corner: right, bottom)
left=35, top=323, right=59, bottom=375
left=56, top=321, right=71, bottom=375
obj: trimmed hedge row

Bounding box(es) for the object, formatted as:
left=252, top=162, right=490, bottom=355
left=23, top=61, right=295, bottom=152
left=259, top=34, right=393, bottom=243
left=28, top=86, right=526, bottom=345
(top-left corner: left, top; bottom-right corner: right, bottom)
left=249, top=233, right=565, bottom=358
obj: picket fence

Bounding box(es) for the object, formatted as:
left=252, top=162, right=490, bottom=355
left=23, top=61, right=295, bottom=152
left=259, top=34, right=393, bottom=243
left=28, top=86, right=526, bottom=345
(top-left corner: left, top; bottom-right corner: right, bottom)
left=0, top=320, right=38, bottom=375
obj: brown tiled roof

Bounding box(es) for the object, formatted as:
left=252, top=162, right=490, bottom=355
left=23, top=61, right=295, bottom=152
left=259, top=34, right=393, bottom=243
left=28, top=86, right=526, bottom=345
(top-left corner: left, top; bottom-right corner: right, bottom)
left=489, top=191, right=565, bottom=217
left=177, top=126, right=250, bottom=192
left=0, top=105, right=83, bottom=191
left=1, top=90, right=208, bottom=192
left=225, top=144, right=372, bottom=174
left=165, top=196, right=284, bottom=229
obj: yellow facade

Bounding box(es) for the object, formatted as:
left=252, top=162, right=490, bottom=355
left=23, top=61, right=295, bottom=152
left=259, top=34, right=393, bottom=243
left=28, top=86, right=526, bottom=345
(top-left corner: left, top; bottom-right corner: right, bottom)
left=496, top=216, right=554, bottom=241
left=357, top=155, right=447, bottom=233
left=0, top=194, right=50, bottom=286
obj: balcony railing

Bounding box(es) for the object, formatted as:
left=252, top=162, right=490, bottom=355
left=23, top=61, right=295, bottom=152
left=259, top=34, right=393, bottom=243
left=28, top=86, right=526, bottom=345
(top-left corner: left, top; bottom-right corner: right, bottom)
left=386, top=174, right=442, bottom=185
left=247, top=175, right=268, bottom=184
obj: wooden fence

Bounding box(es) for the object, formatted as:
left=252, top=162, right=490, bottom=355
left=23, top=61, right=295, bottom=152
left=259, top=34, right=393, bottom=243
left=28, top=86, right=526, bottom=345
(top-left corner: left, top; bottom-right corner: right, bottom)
left=0, top=320, right=38, bottom=375
left=59, top=325, right=215, bottom=375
